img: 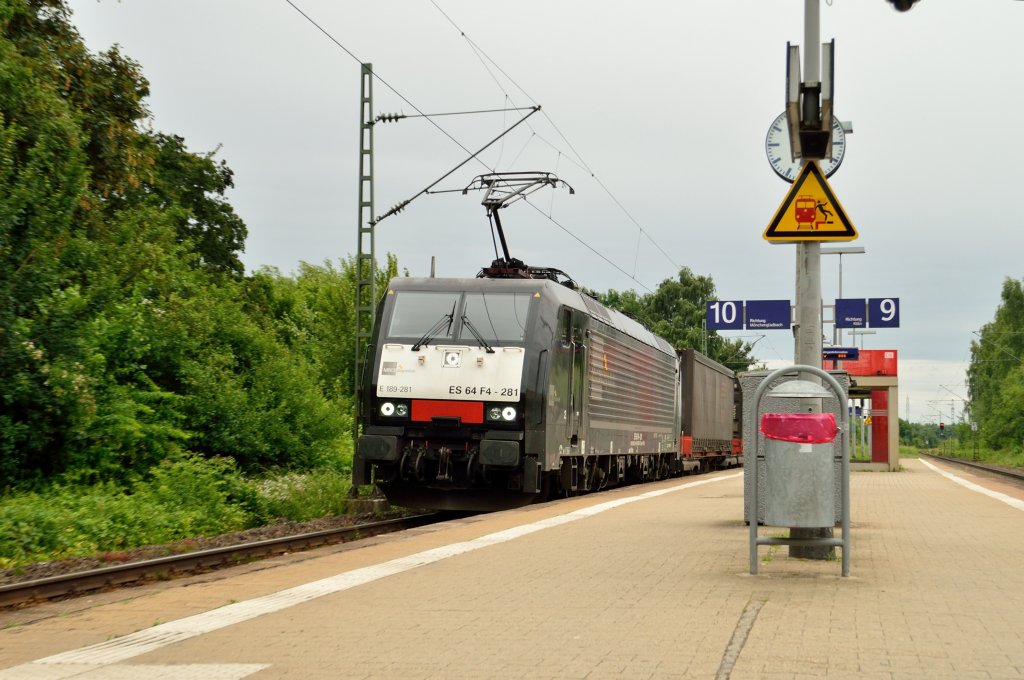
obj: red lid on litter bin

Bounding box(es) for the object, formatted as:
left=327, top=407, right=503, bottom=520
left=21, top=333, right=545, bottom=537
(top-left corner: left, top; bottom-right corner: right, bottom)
left=760, top=412, right=837, bottom=443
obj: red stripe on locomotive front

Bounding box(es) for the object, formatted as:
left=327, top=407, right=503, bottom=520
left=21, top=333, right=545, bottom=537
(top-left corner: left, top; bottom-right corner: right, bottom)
left=411, top=400, right=484, bottom=424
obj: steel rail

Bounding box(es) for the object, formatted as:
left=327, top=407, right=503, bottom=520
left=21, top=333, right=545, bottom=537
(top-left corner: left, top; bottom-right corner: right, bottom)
left=919, top=452, right=1024, bottom=483
left=0, top=513, right=439, bottom=609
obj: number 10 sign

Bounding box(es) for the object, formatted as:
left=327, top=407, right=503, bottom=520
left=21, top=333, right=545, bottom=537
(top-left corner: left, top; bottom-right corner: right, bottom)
left=706, top=300, right=792, bottom=331
left=706, top=301, right=743, bottom=330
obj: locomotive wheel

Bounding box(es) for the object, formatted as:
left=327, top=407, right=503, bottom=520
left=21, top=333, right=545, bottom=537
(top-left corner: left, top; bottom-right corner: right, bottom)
left=401, top=448, right=427, bottom=482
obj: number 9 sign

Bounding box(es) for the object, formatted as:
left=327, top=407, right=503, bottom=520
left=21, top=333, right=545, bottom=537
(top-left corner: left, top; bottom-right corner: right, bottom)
left=868, top=298, right=900, bottom=328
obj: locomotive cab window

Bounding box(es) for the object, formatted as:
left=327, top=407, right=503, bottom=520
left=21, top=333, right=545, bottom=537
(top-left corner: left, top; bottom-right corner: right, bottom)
left=560, top=307, right=572, bottom=346
left=460, top=292, right=533, bottom=343
left=386, top=291, right=460, bottom=340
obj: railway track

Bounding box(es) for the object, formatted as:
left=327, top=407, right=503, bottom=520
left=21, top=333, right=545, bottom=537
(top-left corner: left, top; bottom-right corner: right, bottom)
left=0, top=513, right=441, bottom=609
left=920, top=452, right=1024, bottom=484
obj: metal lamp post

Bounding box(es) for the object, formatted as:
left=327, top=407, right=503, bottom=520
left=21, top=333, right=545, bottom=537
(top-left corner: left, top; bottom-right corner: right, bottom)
left=821, top=246, right=865, bottom=347
left=850, top=328, right=876, bottom=349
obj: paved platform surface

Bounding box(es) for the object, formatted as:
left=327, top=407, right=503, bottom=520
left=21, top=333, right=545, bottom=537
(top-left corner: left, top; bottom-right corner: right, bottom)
left=1, top=458, right=1022, bottom=679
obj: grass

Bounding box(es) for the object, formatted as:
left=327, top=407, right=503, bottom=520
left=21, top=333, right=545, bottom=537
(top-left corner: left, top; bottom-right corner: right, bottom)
left=936, top=444, right=1023, bottom=468
left=761, top=530, right=789, bottom=563
left=0, top=457, right=358, bottom=570
left=901, top=441, right=1023, bottom=468
left=247, top=468, right=353, bottom=523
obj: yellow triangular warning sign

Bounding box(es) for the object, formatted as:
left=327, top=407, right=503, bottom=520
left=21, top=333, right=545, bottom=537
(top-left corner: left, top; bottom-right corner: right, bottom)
left=763, top=161, right=857, bottom=242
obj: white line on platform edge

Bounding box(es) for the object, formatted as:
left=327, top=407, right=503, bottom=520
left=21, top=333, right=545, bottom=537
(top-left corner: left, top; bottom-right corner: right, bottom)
left=0, top=663, right=269, bottom=680
left=3, top=472, right=742, bottom=676
left=918, top=458, right=1024, bottom=512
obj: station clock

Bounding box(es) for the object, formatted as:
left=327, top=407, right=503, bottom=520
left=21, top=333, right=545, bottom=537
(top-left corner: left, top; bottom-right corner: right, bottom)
left=765, top=112, right=846, bottom=183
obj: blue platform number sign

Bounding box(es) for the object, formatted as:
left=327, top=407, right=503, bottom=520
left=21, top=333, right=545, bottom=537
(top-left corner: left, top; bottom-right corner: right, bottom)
left=835, top=298, right=866, bottom=328
left=868, top=297, right=900, bottom=328
left=706, top=300, right=743, bottom=330
left=745, top=300, right=791, bottom=329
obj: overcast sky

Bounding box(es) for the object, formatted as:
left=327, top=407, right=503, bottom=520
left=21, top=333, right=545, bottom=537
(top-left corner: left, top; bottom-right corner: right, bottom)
left=66, top=0, right=1023, bottom=424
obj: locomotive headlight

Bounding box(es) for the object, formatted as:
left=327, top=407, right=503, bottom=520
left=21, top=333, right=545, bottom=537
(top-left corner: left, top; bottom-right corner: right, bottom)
left=380, top=401, right=409, bottom=418
left=486, top=404, right=518, bottom=422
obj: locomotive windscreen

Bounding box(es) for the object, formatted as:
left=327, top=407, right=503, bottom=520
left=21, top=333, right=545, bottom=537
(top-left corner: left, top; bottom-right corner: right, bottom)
left=387, top=291, right=460, bottom=340
left=386, top=290, right=534, bottom=344
left=460, top=292, right=532, bottom=342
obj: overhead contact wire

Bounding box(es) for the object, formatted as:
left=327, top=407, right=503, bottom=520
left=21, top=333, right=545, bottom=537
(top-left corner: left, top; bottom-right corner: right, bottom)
left=429, top=0, right=681, bottom=273
left=287, top=0, right=658, bottom=292
left=523, top=199, right=653, bottom=294
left=284, top=0, right=488, bottom=170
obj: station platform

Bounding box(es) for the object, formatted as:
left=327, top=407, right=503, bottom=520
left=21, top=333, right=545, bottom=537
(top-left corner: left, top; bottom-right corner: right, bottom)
left=1, top=457, right=1022, bottom=679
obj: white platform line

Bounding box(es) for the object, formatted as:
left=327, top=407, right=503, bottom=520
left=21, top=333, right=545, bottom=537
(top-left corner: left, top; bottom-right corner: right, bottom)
left=918, top=457, right=1024, bottom=512
left=0, top=663, right=269, bottom=679
left=14, top=472, right=741, bottom=672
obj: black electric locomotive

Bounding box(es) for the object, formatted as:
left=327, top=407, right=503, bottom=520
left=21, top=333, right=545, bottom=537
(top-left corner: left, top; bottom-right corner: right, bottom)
left=353, top=265, right=698, bottom=512
left=353, top=172, right=741, bottom=511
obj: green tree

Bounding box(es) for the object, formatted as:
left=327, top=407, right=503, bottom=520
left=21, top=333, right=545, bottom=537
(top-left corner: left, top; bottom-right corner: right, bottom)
left=0, top=0, right=330, bottom=485
left=0, top=0, right=93, bottom=481
left=898, top=418, right=946, bottom=448
left=245, top=255, right=399, bottom=401
left=594, top=267, right=755, bottom=371
left=127, top=133, right=247, bottom=276
left=967, top=277, right=1024, bottom=450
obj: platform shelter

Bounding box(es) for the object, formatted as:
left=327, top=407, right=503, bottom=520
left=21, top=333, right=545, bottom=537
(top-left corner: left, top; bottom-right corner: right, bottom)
left=824, top=349, right=899, bottom=471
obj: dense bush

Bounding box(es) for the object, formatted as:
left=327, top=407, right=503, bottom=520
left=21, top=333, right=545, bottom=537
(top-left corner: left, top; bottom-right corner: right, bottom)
left=0, top=1, right=398, bottom=488
left=0, top=458, right=366, bottom=569
left=246, top=469, right=354, bottom=525
left=0, top=456, right=249, bottom=567
left=0, top=2, right=404, bottom=569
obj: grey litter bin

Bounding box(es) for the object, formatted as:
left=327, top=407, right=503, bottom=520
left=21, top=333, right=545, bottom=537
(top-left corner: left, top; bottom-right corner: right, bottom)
left=761, top=412, right=838, bottom=528
left=748, top=365, right=851, bottom=577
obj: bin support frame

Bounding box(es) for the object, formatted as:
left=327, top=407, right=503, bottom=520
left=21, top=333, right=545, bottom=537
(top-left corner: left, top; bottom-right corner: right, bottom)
left=749, top=365, right=850, bottom=576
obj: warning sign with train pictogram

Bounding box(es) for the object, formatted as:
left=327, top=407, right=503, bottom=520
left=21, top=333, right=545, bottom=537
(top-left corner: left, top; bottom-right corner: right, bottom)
left=763, top=161, right=857, bottom=242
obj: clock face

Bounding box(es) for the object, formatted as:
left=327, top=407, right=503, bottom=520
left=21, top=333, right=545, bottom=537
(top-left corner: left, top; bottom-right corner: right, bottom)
left=765, top=112, right=846, bottom=183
